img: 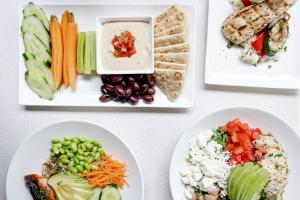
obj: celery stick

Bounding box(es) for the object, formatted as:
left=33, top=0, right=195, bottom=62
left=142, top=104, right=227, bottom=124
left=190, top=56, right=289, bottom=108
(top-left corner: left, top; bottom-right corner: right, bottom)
left=90, top=31, right=96, bottom=71
left=84, top=32, right=92, bottom=74
left=77, top=32, right=85, bottom=74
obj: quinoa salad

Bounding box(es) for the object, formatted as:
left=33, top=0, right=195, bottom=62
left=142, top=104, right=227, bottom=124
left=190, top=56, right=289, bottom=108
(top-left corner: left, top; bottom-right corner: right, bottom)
left=180, top=119, right=289, bottom=200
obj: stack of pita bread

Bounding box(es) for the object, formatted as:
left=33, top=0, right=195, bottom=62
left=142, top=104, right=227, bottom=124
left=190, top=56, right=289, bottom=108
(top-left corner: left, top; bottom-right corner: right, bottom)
left=153, top=5, right=190, bottom=101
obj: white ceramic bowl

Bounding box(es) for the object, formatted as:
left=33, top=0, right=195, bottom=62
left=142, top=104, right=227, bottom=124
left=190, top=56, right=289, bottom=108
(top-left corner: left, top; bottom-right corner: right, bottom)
left=6, top=120, right=144, bottom=200
left=96, top=16, right=154, bottom=75
left=170, top=106, right=300, bottom=200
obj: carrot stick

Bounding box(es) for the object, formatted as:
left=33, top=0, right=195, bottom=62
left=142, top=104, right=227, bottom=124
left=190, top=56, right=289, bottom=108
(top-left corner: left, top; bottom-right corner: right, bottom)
left=65, top=13, right=77, bottom=91
left=61, top=11, right=71, bottom=87
left=50, top=16, right=63, bottom=88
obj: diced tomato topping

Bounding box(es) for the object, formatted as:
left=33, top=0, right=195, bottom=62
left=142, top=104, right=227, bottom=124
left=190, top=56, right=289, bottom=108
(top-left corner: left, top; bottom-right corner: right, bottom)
left=251, top=32, right=267, bottom=56
left=223, top=119, right=267, bottom=165
left=112, top=31, right=136, bottom=58
left=241, top=0, right=251, bottom=7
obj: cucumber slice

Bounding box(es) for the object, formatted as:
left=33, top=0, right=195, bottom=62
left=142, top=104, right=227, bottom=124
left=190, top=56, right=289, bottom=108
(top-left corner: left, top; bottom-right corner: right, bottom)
left=90, top=188, right=102, bottom=200
left=23, top=32, right=51, bottom=65
left=23, top=2, right=50, bottom=31
left=21, top=15, right=51, bottom=51
left=23, top=53, right=56, bottom=93
left=25, top=67, right=54, bottom=100
left=101, top=185, right=121, bottom=200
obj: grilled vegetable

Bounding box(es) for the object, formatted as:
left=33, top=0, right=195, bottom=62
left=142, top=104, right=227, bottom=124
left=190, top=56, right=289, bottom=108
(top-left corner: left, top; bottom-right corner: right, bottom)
left=252, top=32, right=267, bottom=56
left=263, top=19, right=289, bottom=56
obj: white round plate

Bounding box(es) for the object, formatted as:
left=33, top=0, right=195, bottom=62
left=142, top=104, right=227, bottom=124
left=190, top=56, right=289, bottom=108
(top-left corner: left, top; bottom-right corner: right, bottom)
left=6, top=120, right=144, bottom=200
left=170, top=107, right=300, bottom=200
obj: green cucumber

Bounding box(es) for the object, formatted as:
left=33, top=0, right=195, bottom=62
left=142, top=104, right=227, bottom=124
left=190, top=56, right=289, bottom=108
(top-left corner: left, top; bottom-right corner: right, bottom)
left=23, top=53, right=56, bottom=93
left=23, top=32, right=51, bottom=65
left=101, top=185, right=121, bottom=200
left=21, top=15, right=51, bottom=51
left=25, top=67, right=54, bottom=100
left=23, top=2, right=50, bottom=31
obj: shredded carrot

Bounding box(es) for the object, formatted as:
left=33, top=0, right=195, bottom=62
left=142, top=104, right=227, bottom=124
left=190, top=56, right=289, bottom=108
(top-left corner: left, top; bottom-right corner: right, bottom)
left=81, top=155, right=128, bottom=189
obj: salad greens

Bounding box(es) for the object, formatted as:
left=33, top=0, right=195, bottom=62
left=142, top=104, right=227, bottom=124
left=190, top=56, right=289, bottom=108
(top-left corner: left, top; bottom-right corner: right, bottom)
left=212, top=127, right=228, bottom=149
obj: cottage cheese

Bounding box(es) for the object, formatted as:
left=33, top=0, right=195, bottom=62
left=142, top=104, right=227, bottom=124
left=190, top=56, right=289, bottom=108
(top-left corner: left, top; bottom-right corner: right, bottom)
left=180, top=130, right=232, bottom=199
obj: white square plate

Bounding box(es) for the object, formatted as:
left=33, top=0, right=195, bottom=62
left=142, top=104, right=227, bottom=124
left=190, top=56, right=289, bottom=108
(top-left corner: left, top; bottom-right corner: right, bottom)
left=18, top=1, right=197, bottom=108
left=205, top=1, right=300, bottom=89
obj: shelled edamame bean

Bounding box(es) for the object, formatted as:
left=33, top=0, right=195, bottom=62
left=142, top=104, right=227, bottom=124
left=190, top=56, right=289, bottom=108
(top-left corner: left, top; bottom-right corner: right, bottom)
left=50, top=137, right=105, bottom=174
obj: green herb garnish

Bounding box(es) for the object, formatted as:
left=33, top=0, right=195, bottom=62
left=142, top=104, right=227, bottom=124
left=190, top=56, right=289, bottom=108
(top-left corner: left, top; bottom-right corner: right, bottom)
left=227, top=41, right=234, bottom=49
left=268, top=65, right=272, bottom=69
left=284, top=46, right=287, bottom=52
left=212, top=127, right=228, bottom=149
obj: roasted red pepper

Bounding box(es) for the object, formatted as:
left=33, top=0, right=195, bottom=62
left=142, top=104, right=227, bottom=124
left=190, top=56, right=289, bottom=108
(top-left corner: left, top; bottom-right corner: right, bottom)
left=251, top=32, right=267, bottom=56
left=241, top=0, right=251, bottom=7
left=112, top=31, right=136, bottom=58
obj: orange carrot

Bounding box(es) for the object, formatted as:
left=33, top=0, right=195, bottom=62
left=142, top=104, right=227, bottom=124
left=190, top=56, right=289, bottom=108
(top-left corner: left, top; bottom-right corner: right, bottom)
left=50, top=16, right=63, bottom=88
left=81, top=155, right=128, bottom=189
left=65, top=13, right=77, bottom=91
left=61, top=11, right=71, bottom=87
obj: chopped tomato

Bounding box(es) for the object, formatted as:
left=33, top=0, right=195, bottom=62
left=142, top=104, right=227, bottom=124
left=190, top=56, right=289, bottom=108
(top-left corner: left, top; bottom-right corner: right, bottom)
left=223, top=119, right=266, bottom=165
left=233, top=146, right=244, bottom=155
left=241, top=0, right=251, bottom=7
left=251, top=32, right=267, bottom=56
left=112, top=31, right=136, bottom=58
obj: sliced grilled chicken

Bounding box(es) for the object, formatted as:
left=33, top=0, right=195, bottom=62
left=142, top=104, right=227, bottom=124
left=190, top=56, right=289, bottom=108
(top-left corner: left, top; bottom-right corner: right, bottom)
left=222, top=0, right=290, bottom=45
left=24, top=174, right=56, bottom=200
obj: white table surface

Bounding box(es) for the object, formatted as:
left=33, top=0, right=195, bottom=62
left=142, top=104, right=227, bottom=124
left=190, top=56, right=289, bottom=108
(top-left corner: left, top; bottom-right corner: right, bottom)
left=1, top=0, right=300, bottom=200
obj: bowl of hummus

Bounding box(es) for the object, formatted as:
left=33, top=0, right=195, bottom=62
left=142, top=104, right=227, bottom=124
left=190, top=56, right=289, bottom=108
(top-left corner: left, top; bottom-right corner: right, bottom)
left=96, top=16, right=154, bottom=74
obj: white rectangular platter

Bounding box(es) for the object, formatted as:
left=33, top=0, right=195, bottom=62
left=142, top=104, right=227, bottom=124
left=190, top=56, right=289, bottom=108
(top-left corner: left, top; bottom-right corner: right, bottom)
left=18, top=1, right=197, bottom=108
left=205, top=0, right=300, bottom=89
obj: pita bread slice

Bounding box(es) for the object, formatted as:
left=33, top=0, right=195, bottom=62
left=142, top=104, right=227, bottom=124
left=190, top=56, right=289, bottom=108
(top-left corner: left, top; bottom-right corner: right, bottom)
left=154, top=21, right=182, bottom=34
left=154, top=33, right=186, bottom=48
left=154, top=24, right=185, bottom=38
left=155, top=5, right=184, bottom=24
left=154, top=53, right=189, bottom=64
left=154, top=43, right=190, bottom=53
left=154, top=68, right=185, bottom=101
left=155, top=61, right=186, bottom=70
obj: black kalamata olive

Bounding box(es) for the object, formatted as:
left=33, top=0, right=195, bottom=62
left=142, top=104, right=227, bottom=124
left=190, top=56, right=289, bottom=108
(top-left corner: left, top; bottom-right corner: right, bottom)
left=127, top=76, right=135, bottom=83
left=119, top=97, right=127, bottom=103
left=125, top=87, right=133, bottom=98
left=111, top=95, right=119, bottom=101
left=111, top=75, right=123, bottom=83
left=140, top=84, right=149, bottom=95
left=143, top=95, right=154, bottom=104
left=128, top=96, right=139, bottom=105
left=101, top=75, right=111, bottom=83
left=147, top=88, right=156, bottom=95
left=115, top=85, right=126, bottom=97
left=104, top=83, right=114, bottom=93
left=135, top=74, right=144, bottom=81
left=101, top=85, right=108, bottom=94
left=149, top=81, right=155, bottom=87
left=99, top=94, right=111, bottom=102
left=121, top=81, right=127, bottom=87
left=131, top=82, right=140, bottom=91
